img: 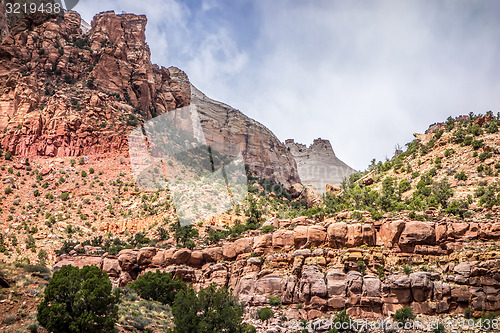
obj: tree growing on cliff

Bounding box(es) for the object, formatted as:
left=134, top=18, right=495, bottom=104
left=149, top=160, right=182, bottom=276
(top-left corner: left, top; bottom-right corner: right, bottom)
left=130, top=270, right=186, bottom=305
left=171, top=283, right=247, bottom=333
left=37, top=265, right=119, bottom=333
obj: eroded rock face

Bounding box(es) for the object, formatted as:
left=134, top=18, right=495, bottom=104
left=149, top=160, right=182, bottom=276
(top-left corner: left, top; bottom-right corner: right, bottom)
left=54, top=217, right=500, bottom=319
left=0, top=10, right=189, bottom=158
left=191, top=86, right=300, bottom=185
left=56, top=247, right=500, bottom=319
left=0, top=10, right=300, bottom=185
left=285, top=138, right=356, bottom=193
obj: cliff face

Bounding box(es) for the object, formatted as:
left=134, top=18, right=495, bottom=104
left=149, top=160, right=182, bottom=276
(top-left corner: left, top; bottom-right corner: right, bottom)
left=56, top=217, right=500, bottom=320
left=285, top=138, right=356, bottom=193
left=192, top=86, right=300, bottom=185
left=0, top=9, right=299, bottom=184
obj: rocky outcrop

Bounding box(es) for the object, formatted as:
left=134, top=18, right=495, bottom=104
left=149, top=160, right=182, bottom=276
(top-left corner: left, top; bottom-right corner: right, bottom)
left=55, top=218, right=500, bottom=318
left=191, top=85, right=300, bottom=185
left=0, top=9, right=299, bottom=185
left=285, top=138, right=356, bottom=194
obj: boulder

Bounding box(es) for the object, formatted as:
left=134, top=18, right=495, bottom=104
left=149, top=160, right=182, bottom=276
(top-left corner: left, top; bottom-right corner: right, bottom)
left=102, top=258, right=121, bottom=278
left=272, top=229, right=294, bottom=249
left=137, top=247, right=156, bottom=267
left=293, top=226, right=308, bottom=248
left=327, top=222, right=347, bottom=248
left=299, top=265, right=327, bottom=301
left=399, top=221, right=436, bottom=248
left=409, top=272, right=433, bottom=302
left=363, top=275, right=381, bottom=298
left=118, top=249, right=138, bottom=272
left=173, top=248, right=191, bottom=264
left=379, top=220, right=405, bottom=247
left=307, top=225, right=327, bottom=246
left=326, top=269, right=346, bottom=296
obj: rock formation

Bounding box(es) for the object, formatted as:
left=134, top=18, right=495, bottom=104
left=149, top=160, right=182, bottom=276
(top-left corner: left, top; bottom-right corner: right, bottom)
left=55, top=217, right=500, bottom=319
left=285, top=138, right=356, bottom=194
left=0, top=9, right=299, bottom=185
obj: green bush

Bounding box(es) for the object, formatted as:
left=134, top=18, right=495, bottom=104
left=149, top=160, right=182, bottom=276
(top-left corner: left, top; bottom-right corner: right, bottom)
left=171, top=284, right=246, bottom=333
left=258, top=307, right=273, bottom=322
left=37, top=265, right=119, bottom=333
left=402, top=265, right=412, bottom=275
left=331, top=309, right=355, bottom=332
left=261, top=225, right=276, bottom=234
left=4, top=151, right=12, bottom=160
left=268, top=295, right=281, bottom=306
left=432, top=178, right=453, bottom=208
left=479, top=151, right=491, bottom=162
left=130, top=270, right=186, bottom=305
left=398, top=179, right=411, bottom=193
left=455, top=171, right=467, bottom=181
left=357, top=260, right=366, bottom=275
left=60, top=192, right=69, bottom=201
left=4, top=187, right=12, bottom=194
left=393, top=306, right=415, bottom=324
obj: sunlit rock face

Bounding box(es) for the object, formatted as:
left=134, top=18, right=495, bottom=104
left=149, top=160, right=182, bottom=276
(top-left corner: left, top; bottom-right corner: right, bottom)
left=285, top=138, right=356, bottom=194
left=0, top=9, right=300, bottom=185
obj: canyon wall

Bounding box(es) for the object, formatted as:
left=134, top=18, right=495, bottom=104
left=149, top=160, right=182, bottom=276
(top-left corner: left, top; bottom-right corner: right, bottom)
left=55, top=217, right=500, bottom=319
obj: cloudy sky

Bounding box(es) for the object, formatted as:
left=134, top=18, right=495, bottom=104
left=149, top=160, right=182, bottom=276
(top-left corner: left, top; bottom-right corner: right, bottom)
left=74, top=0, right=500, bottom=171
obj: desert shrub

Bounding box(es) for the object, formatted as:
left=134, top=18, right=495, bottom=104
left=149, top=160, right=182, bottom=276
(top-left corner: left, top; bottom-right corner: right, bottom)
left=432, top=178, right=453, bottom=208
left=4, top=151, right=12, bottom=160
left=33, top=189, right=40, bottom=197
left=377, top=265, right=385, bottom=279
left=470, top=124, right=483, bottom=136
left=433, top=322, right=446, bottom=333
left=4, top=187, right=12, bottom=194
left=330, top=309, right=355, bottom=332
left=402, top=265, right=412, bottom=275
left=130, top=270, right=186, bottom=305
left=170, top=222, right=199, bottom=248
left=357, top=261, right=367, bottom=275
left=37, top=265, right=119, bottom=333
left=486, top=121, right=498, bottom=133
left=60, top=192, right=69, bottom=201
left=471, top=139, right=483, bottom=149
left=258, top=307, right=273, bottom=322
left=455, top=171, right=467, bottom=181
left=171, top=284, right=246, bottom=333
left=268, top=295, right=281, bottom=306
left=393, top=306, right=415, bottom=324
left=444, top=148, right=454, bottom=157
left=206, top=229, right=228, bottom=244
left=475, top=184, right=500, bottom=208
left=479, top=151, right=492, bottom=162
left=445, top=200, right=469, bottom=218
left=464, top=307, right=473, bottom=319
left=261, top=225, right=276, bottom=234
left=398, top=179, right=411, bottom=193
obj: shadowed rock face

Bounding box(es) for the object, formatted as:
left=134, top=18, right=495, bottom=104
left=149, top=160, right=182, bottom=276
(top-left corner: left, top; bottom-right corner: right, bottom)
left=285, top=138, right=356, bottom=194
left=192, top=86, right=300, bottom=185
left=0, top=9, right=300, bottom=185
